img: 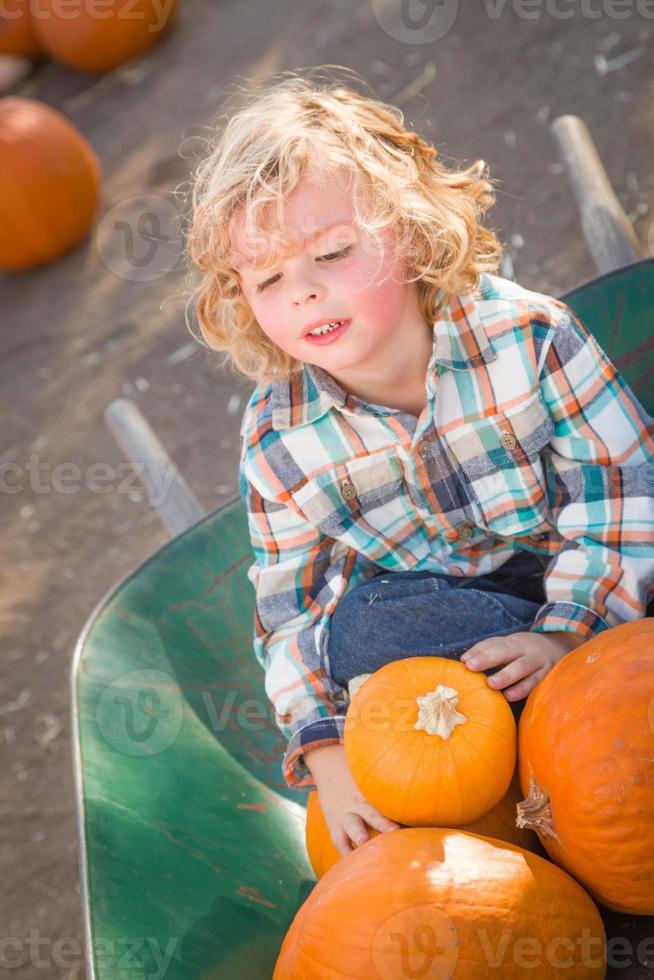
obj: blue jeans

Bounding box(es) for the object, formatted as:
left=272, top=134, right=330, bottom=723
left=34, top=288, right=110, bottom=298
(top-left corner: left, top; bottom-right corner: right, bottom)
left=328, top=550, right=552, bottom=723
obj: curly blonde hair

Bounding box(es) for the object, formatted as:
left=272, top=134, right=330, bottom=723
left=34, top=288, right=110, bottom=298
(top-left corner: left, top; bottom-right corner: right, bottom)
left=185, top=68, right=503, bottom=385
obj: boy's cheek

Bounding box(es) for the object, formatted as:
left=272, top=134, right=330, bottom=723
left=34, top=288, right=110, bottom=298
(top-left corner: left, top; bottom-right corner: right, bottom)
left=248, top=303, right=288, bottom=349
left=341, top=251, right=400, bottom=297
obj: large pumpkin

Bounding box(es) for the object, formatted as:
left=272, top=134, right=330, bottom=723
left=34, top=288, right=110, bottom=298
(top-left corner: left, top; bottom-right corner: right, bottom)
left=32, top=0, right=179, bottom=73
left=305, top=768, right=541, bottom=879
left=517, top=619, right=654, bottom=914
left=343, top=657, right=516, bottom=826
left=276, top=828, right=607, bottom=978
left=0, top=0, right=44, bottom=57
left=0, top=98, right=101, bottom=271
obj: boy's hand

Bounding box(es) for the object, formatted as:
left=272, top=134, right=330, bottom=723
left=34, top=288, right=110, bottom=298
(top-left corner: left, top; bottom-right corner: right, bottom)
left=460, top=630, right=586, bottom=702
left=304, top=744, right=400, bottom=856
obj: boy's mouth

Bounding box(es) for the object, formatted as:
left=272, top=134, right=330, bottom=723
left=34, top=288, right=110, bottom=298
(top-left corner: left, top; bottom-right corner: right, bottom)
left=304, top=319, right=351, bottom=345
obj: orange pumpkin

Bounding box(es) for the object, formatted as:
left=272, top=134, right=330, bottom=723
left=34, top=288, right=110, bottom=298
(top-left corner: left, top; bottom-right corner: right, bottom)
left=0, top=97, right=101, bottom=271
left=32, top=0, right=179, bottom=73
left=517, top=619, right=654, bottom=914
left=0, top=0, right=44, bottom=57
left=343, top=657, right=516, bottom=826
left=305, top=767, right=541, bottom=879
left=276, top=828, right=607, bottom=978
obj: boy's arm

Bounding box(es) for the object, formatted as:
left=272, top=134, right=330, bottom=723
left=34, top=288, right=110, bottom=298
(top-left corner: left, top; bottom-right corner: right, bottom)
left=463, top=311, right=654, bottom=695
left=240, top=468, right=379, bottom=791
left=529, top=301, right=654, bottom=641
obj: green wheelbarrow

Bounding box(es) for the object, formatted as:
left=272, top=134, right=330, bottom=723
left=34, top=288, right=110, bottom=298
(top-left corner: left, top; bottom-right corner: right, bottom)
left=72, top=116, right=654, bottom=979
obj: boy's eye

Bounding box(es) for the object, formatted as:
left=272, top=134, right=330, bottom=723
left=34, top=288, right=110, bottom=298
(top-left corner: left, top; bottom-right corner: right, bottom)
left=254, top=246, right=352, bottom=294
left=320, top=246, right=353, bottom=262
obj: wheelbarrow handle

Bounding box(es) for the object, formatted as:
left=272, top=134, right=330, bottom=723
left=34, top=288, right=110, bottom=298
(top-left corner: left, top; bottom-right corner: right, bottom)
left=551, top=114, right=643, bottom=275
left=104, top=397, right=206, bottom=539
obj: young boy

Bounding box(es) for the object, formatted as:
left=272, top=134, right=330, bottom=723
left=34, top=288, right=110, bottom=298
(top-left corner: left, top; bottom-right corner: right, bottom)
left=187, top=73, right=654, bottom=858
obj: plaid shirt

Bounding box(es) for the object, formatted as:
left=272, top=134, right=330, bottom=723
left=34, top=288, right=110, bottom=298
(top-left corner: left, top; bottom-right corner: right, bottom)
left=239, top=272, right=654, bottom=789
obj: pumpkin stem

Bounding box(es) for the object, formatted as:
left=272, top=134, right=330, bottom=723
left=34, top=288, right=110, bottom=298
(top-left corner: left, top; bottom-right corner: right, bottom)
left=414, top=685, right=467, bottom=739
left=515, top=777, right=557, bottom=839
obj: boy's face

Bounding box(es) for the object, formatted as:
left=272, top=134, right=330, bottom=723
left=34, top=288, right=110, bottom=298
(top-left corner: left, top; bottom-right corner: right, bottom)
left=229, top=165, right=426, bottom=388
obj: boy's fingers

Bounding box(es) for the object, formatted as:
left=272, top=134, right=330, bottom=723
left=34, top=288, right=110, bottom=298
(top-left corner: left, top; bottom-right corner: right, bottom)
left=486, top=656, right=535, bottom=691
left=358, top=806, right=401, bottom=834
left=461, top=642, right=514, bottom=671
left=504, top=666, right=547, bottom=701
left=460, top=633, right=532, bottom=670
left=503, top=679, right=534, bottom=701
left=331, top=826, right=355, bottom=857
left=342, top=812, right=369, bottom=848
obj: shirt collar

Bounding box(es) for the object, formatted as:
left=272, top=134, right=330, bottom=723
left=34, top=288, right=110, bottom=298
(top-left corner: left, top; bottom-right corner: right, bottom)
left=270, top=278, right=497, bottom=431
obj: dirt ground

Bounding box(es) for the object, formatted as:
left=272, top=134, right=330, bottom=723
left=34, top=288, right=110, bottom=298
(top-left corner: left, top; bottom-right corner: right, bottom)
left=1, top=2, right=653, bottom=977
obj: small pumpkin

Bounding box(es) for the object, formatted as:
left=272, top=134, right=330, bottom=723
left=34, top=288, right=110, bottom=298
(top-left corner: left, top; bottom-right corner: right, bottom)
left=0, top=97, right=101, bottom=271
left=517, top=619, right=654, bottom=914
left=343, top=657, right=516, bottom=826
left=276, top=828, right=607, bottom=979
left=0, top=0, right=44, bottom=57
left=32, top=0, right=179, bottom=73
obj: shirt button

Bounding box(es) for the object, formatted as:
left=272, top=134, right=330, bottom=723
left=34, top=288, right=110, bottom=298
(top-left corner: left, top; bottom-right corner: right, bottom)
left=500, top=431, right=517, bottom=450
left=340, top=481, right=357, bottom=501
left=417, top=440, right=430, bottom=457
left=457, top=524, right=475, bottom=542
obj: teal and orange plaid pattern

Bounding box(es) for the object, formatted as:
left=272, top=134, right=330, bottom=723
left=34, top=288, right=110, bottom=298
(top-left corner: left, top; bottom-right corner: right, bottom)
left=239, top=272, right=654, bottom=788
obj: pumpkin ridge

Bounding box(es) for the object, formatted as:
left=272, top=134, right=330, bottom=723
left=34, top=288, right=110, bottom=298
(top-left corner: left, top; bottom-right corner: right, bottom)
left=353, top=728, right=421, bottom=800
left=463, top=718, right=517, bottom=739
left=451, top=724, right=513, bottom=782
left=361, top=728, right=414, bottom=772
left=286, top=941, right=366, bottom=978
left=380, top=736, right=432, bottom=825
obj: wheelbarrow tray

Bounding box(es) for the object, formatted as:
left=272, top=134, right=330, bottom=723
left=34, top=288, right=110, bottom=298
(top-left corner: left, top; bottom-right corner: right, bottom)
left=72, top=259, right=654, bottom=979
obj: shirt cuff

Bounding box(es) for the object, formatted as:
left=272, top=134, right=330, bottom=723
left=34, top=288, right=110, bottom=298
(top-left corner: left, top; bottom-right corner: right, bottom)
left=282, top=715, right=347, bottom=790
left=529, top=600, right=611, bottom=642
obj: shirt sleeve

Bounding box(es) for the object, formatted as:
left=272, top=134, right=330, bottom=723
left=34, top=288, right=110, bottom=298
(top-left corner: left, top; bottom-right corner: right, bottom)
left=239, top=465, right=379, bottom=790
left=529, top=301, right=654, bottom=641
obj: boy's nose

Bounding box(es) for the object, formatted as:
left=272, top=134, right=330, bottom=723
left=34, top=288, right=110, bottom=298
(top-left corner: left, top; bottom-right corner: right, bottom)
left=291, top=283, right=323, bottom=306
left=292, top=291, right=318, bottom=306
left=285, top=259, right=326, bottom=305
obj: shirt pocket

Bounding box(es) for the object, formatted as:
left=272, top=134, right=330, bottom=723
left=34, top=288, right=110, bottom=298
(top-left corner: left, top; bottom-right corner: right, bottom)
left=290, top=448, right=407, bottom=542
left=444, top=390, right=554, bottom=538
